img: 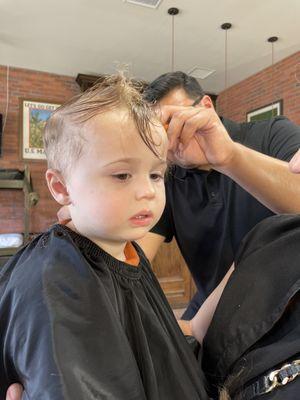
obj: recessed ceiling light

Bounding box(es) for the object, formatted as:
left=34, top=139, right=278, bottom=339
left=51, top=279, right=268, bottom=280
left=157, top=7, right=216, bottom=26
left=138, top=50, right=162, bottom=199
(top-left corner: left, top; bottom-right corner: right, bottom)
left=124, top=0, right=162, bottom=9
left=188, top=66, right=215, bottom=80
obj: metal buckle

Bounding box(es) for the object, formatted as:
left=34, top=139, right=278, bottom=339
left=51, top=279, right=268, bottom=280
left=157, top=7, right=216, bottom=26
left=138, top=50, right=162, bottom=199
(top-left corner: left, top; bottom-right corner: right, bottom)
left=265, top=359, right=300, bottom=393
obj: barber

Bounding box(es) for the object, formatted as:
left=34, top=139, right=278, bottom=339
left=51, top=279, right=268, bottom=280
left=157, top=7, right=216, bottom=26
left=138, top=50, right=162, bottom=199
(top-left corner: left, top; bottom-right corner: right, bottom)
left=138, top=71, right=300, bottom=320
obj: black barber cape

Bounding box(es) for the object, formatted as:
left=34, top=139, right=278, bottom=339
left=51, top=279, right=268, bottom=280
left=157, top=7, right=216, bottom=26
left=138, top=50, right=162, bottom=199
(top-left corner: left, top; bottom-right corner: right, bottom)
left=0, top=225, right=208, bottom=400
left=203, top=214, right=300, bottom=399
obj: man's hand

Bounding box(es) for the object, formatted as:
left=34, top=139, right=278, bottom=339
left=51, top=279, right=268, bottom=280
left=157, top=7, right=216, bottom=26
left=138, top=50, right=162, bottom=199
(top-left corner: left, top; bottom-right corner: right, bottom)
left=289, top=148, right=300, bottom=173
left=160, top=105, right=237, bottom=169
left=6, top=384, right=23, bottom=400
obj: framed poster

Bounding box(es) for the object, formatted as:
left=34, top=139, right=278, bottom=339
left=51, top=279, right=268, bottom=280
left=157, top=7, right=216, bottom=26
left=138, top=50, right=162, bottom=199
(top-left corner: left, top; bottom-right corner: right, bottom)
left=246, top=100, right=283, bottom=122
left=20, top=98, right=60, bottom=160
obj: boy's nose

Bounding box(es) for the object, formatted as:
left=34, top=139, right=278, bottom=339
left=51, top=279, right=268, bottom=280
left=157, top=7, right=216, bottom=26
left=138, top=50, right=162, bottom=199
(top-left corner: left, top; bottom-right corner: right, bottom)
left=135, top=179, right=156, bottom=200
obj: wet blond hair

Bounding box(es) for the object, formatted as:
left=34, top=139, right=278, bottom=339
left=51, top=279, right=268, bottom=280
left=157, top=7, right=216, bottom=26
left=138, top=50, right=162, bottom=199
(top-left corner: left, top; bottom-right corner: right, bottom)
left=43, top=73, right=160, bottom=176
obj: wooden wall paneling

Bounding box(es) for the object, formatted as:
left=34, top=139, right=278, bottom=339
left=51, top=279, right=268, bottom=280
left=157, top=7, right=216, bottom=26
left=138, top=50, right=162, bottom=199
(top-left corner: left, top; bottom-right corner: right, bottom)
left=152, top=238, right=194, bottom=309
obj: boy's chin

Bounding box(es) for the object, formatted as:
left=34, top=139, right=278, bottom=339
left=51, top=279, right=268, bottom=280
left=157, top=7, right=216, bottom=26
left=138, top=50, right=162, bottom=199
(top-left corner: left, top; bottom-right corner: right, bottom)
left=127, top=232, right=149, bottom=242
left=125, top=228, right=154, bottom=242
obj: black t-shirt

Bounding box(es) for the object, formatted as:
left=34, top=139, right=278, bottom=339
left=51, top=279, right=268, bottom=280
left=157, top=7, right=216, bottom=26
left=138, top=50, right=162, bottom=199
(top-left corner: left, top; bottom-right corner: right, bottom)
left=151, top=117, right=300, bottom=301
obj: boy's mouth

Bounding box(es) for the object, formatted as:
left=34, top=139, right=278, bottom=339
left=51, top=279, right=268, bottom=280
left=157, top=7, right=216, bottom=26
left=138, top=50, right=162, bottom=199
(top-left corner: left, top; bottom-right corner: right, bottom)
left=129, top=210, right=154, bottom=227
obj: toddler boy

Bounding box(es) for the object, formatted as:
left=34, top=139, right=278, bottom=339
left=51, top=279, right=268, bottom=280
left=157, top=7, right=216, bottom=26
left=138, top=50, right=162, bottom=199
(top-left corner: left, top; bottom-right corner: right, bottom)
left=0, top=74, right=208, bottom=399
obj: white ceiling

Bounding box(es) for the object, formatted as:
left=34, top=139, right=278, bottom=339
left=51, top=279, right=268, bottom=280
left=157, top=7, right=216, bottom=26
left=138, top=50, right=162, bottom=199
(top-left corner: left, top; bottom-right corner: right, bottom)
left=1, top=0, right=299, bottom=93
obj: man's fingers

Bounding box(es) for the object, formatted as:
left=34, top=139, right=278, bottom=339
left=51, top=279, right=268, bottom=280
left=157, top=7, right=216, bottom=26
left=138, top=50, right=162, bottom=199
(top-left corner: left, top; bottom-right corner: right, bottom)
left=179, top=112, right=206, bottom=150
left=167, top=108, right=200, bottom=150
left=158, top=104, right=221, bottom=158
left=159, top=104, right=189, bottom=124
left=6, top=384, right=23, bottom=400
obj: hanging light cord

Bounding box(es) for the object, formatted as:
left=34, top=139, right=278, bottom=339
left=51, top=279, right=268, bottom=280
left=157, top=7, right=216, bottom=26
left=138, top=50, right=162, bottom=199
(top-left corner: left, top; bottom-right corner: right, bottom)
left=271, top=41, right=275, bottom=110
left=168, top=8, right=179, bottom=72
left=224, top=28, right=228, bottom=91
left=171, top=14, right=175, bottom=72
left=268, top=36, right=278, bottom=113
left=224, top=28, right=228, bottom=114
left=221, top=23, right=232, bottom=116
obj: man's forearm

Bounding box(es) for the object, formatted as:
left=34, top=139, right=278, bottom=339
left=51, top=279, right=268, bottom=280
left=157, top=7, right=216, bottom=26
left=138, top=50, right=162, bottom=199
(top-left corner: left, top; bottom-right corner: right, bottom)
left=216, top=143, right=300, bottom=214
left=190, top=264, right=234, bottom=344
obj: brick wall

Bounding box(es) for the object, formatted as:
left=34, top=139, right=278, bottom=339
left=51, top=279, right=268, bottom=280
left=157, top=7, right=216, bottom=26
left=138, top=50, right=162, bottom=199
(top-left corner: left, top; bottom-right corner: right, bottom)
left=217, top=51, right=300, bottom=125
left=0, top=66, right=80, bottom=234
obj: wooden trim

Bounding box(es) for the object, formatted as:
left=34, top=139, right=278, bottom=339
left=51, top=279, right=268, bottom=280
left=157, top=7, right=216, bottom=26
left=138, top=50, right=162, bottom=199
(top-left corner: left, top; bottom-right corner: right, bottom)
left=75, top=73, right=104, bottom=91
left=0, top=179, right=24, bottom=189
left=0, top=247, right=19, bottom=257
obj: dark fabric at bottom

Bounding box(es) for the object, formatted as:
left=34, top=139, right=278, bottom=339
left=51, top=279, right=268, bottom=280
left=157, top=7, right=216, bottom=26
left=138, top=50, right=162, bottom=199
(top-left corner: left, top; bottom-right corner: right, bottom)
left=203, top=214, right=300, bottom=399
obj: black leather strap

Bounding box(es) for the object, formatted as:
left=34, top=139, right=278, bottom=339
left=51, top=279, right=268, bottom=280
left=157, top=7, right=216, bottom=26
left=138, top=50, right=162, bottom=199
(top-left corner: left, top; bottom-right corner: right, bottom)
left=234, top=359, right=300, bottom=400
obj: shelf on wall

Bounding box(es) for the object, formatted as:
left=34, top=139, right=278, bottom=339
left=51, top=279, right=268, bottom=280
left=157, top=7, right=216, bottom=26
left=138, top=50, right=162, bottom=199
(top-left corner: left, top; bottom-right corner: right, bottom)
left=0, top=166, right=39, bottom=261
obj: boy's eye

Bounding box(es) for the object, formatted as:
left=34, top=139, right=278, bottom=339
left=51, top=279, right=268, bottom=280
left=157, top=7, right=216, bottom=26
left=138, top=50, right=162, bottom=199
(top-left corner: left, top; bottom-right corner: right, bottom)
left=150, top=173, right=164, bottom=181
left=113, top=173, right=131, bottom=181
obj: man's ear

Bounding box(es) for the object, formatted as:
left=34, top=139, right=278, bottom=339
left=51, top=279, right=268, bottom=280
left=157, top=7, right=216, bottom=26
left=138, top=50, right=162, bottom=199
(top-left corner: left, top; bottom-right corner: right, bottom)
left=45, top=169, right=71, bottom=205
left=199, top=95, right=214, bottom=109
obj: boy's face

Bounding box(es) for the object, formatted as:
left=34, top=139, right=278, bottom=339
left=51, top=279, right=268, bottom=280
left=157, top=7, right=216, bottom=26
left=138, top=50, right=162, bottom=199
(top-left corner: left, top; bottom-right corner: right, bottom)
left=65, top=110, right=168, bottom=256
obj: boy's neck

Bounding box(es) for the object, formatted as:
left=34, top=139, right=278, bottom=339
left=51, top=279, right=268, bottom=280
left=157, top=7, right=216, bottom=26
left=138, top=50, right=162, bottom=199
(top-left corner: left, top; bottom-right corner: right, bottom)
left=66, top=221, right=127, bottom=262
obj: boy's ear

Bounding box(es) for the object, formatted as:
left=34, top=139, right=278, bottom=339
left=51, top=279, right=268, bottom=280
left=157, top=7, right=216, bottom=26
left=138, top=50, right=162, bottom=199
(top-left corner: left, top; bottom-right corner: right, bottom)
left=199, top=95, right=214, bottom=109
left=45, top=169, right=71, bottom=205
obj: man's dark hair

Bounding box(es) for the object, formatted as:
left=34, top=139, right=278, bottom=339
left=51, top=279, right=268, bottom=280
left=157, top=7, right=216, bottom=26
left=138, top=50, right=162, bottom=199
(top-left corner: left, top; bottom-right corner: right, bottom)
left=143, top=71, right=205, bottom=103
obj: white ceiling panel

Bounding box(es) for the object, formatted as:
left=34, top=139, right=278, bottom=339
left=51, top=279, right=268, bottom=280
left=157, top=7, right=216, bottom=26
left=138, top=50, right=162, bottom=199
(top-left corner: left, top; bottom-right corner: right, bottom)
left=0, top=0, right=299, bottom=93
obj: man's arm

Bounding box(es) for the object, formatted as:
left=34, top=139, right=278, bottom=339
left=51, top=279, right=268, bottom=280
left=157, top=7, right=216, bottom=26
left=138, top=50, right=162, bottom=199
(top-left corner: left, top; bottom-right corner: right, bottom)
left=178, top=264, right=234, bottom=344
left=161, top=105, right=300, bottom=214
left=218, top=143, right=300, bottom=214
left=136, top=232, right=165, bottom=262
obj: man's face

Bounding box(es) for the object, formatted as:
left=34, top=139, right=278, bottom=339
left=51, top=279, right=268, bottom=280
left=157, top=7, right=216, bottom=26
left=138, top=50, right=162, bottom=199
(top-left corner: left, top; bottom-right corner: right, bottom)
left=66, top=110, right=168, bottom=257
left=158, top=87, right=198, bottom=107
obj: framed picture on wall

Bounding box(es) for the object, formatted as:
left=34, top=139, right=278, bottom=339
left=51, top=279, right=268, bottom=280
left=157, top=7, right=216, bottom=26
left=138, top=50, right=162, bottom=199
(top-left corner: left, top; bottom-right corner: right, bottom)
left=19, top=98, right=61, bottom=161
left=246, top=100, right=283, bottom=122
